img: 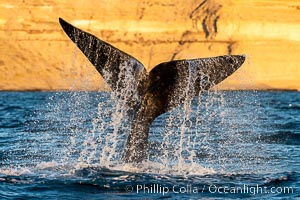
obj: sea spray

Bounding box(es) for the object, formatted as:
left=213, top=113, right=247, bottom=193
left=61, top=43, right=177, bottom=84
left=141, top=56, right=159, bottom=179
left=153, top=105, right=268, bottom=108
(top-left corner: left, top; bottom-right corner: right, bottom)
left=21, top=57, right=265, bottom=174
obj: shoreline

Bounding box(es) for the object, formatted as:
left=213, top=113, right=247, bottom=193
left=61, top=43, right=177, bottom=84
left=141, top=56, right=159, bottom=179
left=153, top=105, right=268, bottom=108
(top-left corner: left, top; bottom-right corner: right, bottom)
left=0, top=89, right=298, bottom=92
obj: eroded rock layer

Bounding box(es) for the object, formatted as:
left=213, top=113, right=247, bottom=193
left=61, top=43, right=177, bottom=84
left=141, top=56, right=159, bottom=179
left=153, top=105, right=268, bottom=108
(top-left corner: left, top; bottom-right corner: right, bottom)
left=0, top=0, right=299, bottom=91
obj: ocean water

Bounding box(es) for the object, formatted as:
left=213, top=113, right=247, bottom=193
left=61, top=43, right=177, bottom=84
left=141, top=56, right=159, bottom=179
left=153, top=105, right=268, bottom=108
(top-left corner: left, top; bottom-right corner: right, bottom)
left=0, top=91, right=299, bottom=199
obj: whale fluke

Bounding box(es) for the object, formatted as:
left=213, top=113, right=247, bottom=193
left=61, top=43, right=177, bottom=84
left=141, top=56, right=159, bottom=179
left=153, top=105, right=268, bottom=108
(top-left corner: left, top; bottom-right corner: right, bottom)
left=59, top=18, right=245, bottom=163
left=59, top=18, right=148, bottom=111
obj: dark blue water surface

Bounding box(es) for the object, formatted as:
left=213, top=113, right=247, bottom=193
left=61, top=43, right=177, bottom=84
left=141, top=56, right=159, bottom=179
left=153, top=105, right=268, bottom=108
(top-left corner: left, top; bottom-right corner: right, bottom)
left=0, top=91, right=299, bottom=199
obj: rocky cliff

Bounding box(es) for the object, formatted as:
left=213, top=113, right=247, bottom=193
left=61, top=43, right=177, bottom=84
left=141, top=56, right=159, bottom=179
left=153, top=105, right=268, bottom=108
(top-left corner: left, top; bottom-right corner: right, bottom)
left=0, top=0, right=299, bottom=91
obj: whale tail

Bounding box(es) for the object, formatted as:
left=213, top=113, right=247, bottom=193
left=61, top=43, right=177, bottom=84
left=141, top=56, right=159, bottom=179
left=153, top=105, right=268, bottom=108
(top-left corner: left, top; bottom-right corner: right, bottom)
left=59, top=18, right=245, bottom=163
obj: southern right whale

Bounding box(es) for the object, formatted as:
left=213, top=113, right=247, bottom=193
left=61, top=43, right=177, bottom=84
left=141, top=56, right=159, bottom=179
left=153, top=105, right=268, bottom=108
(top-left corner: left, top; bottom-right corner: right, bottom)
left=59, top=18, right=245, bottom=164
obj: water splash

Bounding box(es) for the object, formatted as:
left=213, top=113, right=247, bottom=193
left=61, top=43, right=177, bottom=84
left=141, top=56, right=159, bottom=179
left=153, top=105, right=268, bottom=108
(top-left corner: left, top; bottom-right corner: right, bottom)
left=0, top=56, right=266, bottom=177
left=50, top=58, right=263, bottom=175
